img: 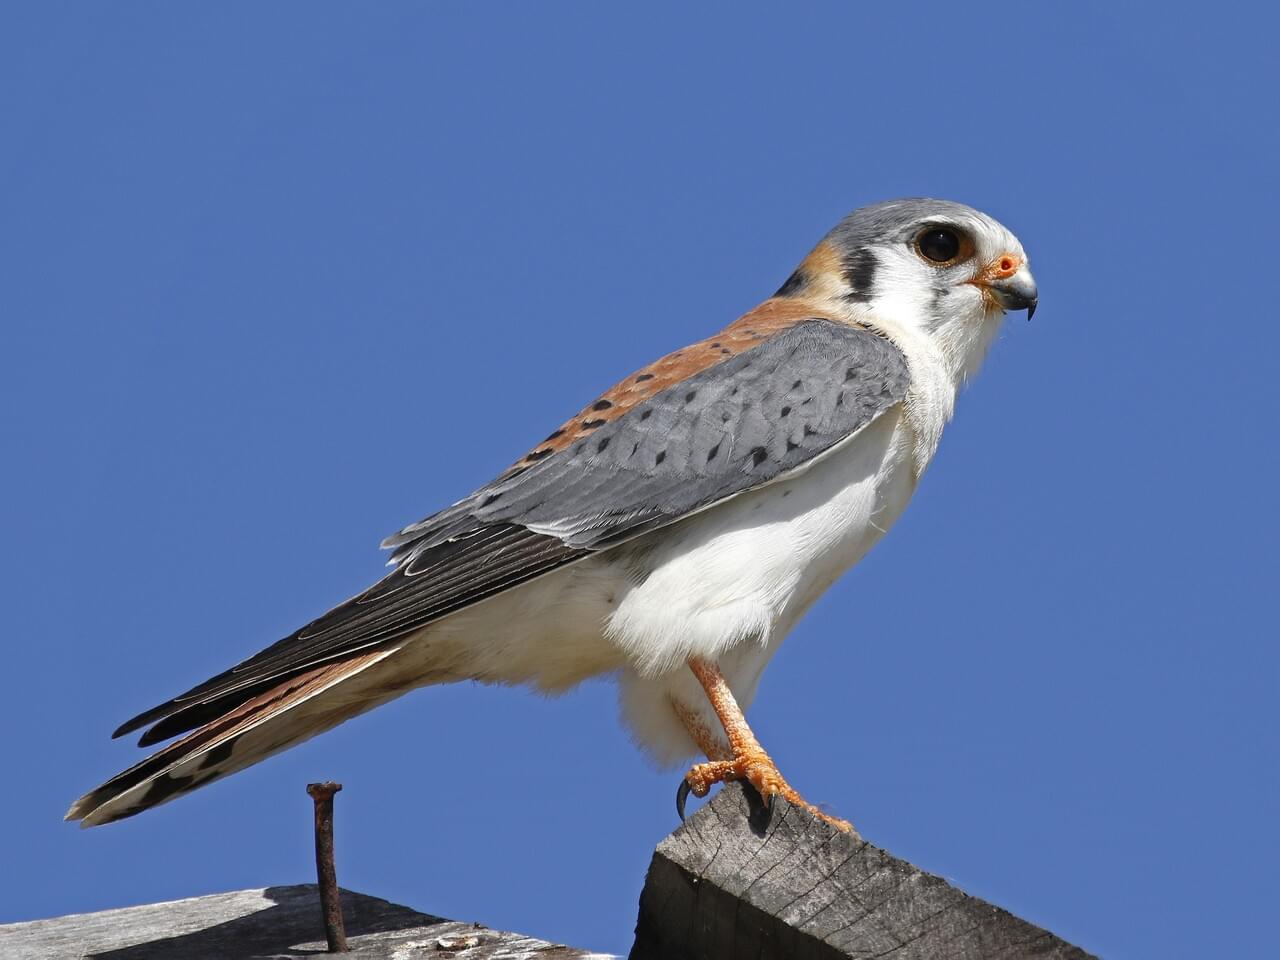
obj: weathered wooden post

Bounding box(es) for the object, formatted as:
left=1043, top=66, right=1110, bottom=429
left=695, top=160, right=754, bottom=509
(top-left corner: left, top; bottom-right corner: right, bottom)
left=4, top=780, right=1095, bottom=957
left=631, top=781, right=1094, bottom=959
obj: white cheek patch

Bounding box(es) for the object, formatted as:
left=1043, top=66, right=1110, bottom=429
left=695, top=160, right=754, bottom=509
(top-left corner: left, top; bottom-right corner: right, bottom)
left=851, top=239, right=1008, bottom=435
left=864, top=247, right=946, bottom=329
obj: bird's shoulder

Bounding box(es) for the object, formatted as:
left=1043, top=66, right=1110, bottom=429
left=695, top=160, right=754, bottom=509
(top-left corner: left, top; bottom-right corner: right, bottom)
left=506, top=296, right=891, bottom=472
left=383, top=297, right=909, bottom=559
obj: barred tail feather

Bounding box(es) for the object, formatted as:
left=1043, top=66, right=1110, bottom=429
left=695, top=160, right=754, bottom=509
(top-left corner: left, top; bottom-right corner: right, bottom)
left=65, top=646, right=405, bottom=827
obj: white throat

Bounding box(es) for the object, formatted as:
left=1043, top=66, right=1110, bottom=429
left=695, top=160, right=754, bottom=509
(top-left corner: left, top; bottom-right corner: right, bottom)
left=853, top=300, right=1004, bottom=477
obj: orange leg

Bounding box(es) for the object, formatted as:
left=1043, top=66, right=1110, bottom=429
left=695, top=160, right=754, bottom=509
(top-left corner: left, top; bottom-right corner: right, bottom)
left=677, top=657, right=854, bottom=834
left=671, top=699, right=731, bottom=760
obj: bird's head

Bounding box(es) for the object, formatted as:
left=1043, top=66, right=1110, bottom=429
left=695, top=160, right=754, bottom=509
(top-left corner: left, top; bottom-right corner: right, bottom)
left=775, top=198, right=1036, bottom=381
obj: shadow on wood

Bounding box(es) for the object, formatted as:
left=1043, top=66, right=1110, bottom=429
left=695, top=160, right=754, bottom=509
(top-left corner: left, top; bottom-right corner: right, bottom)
left=0, top=885, right=600, bottom=960
left=6, top=783, right=1096, bottom=958
left=631, top=781, right=1096, bottom=960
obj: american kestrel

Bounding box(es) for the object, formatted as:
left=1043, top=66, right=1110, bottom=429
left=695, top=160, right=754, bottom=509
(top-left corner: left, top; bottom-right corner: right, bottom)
left=68, top=198, right=1037, bottom=832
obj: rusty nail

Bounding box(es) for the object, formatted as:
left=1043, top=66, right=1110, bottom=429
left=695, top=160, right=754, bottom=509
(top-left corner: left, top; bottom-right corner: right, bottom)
left=306, top=781, right=348, bottom=952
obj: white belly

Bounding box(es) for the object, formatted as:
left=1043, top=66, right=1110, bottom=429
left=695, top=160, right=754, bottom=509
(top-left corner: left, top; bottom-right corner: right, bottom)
left=399, top=408, right=918, bottom=764
left=608, top=409, right=917, bottom=761
left=608, top=409, right=914, bottom=672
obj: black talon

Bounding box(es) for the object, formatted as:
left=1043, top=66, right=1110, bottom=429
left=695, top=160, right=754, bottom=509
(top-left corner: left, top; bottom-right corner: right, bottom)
left=676, top=779, right=693, bottom=822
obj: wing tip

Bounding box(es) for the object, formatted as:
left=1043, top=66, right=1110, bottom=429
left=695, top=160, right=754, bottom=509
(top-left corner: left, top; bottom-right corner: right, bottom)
left=64, top=795, right=105, bottom=827
left=136, top=726, right=171, bottom=748
left=66, top=804, right=127, bottom=829
left=70, top=647, right=406, bottom=830
left=111, top=706, right=167, bottom=741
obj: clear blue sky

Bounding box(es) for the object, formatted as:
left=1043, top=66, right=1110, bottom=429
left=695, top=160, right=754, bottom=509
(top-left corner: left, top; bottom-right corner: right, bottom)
left=2, top=4, right=1275, bottom=957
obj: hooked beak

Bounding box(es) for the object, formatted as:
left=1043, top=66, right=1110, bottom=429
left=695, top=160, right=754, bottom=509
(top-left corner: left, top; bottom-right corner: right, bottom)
left=989, top=264, right=1038, bottom=320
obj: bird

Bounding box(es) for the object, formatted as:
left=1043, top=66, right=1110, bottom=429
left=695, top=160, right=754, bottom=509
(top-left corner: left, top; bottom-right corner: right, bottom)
left=67, top=198, right=1037, bottom=832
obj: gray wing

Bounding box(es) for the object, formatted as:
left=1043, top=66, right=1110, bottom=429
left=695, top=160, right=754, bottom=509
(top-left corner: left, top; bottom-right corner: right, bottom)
left=390, top=318, right=909, bottom=556
left=117, top=319, right=907, bottom=745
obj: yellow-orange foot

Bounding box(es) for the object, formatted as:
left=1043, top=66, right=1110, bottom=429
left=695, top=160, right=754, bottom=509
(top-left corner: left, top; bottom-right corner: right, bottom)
left=677, top=746, right=855, bottom=834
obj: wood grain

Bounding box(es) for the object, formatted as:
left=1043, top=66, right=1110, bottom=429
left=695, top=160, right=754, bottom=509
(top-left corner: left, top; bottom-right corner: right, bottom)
left=16, top=785, right=1097, bottom=958
left=0, top=885, right=606, bottom=960
left=630, top=782, right=1096, bottom=960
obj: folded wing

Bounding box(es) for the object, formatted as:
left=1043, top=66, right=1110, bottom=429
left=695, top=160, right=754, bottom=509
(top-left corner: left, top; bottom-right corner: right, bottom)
left=114, top=317, right=909, bottom=748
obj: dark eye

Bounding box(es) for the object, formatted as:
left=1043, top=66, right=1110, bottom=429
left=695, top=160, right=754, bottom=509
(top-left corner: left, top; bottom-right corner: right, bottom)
left=916, top=228, right=962, bottom=264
